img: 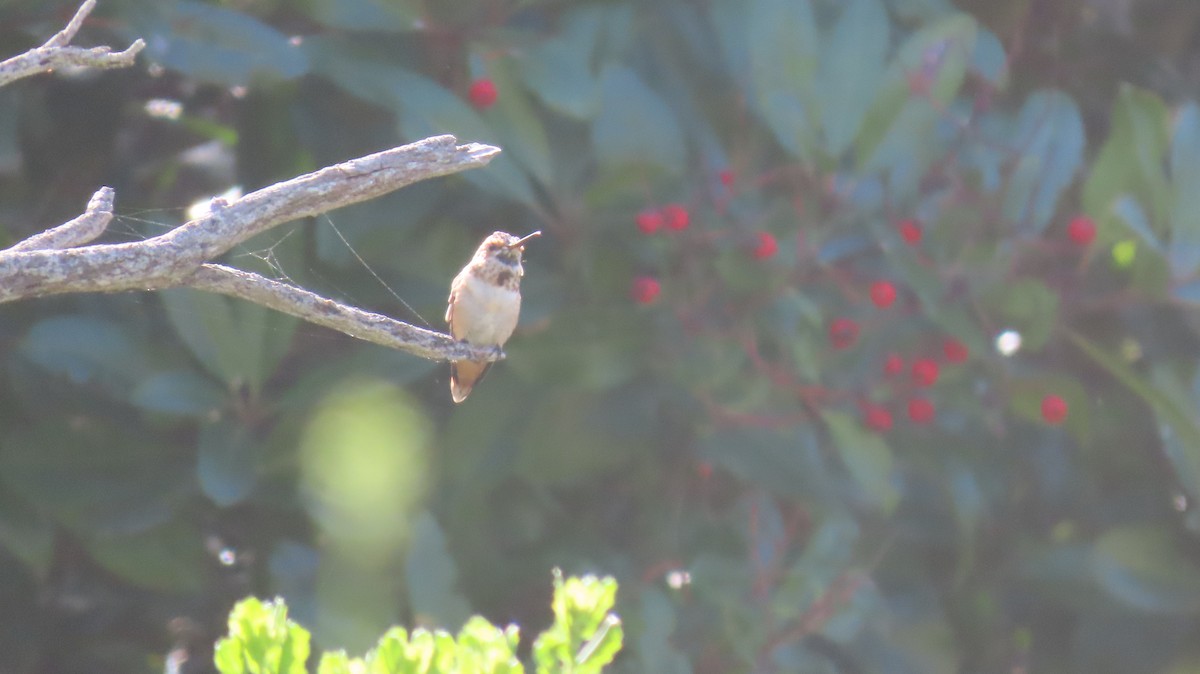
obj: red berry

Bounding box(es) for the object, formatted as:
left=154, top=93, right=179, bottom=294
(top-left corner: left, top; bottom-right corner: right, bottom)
left=907, top=398, right=935, bottom=424
left=911, top=358, right=939, bottom=387
left=751, top=231, right=778, bottom=259
left=907, top=71, right=932, bottom=96
left=863, top=404, right=893, bottom=432
left=870, top=280, right=896, bottom=308
left=884, top=352, right=904, bottom=376
left=635, top=208, right=663, bottom=234
left=719, top=170, right=735, bottom=186
left=898, top=219, right=922, bottom=245
left=662, top=204, right=690, bottom=231
left=1067, top=215, right=1096, bottom=246
left=943, top=338, right=969, bottom=363
left=1041, top=394, right=1068, bottom=425
left=467, top=78, right=498, bottom=109
left=631, top=276, right=661, bottom=304
left=828, top=318, right=859, bottom=350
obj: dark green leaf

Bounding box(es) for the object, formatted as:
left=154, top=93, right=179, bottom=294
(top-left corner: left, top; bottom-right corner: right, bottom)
left=405, top=512, right=472, bottom=630
left=985, top=277, right=1060, bottom=352
left=1083, top=85, right=1171, bottom=227
left=19, top=315, right=149, bottom=394
left=301, top=0, right=422, bottom=32
left=1007, top=375, right=1092, bottom=445
left=1092, top=525, right=1200, bottom=614
left=748, top=0, right=819, bottom=160
left=823, top=411, right=898, bottom=514
left=130, top=369, right=227, bottom=416
left=1070, top=331, right=1200, bottom=501
left=591, top=66, right=685, bottom=175
left=1169, top=102, right=1200, bottom=278
left=1002, top=90, right=1085, bottom=234
left=135, top=1, right=308, bottom=86
left=0, top=422, right=189, bottom=536
left=856, top=13, right=977, bottom=170
left=819, top=0, right=889, bottom=157
left=0, top=487, right=53, bottom=575
left=516, top=8, right=604, bottom=119
left=85, top=521, right=208, bottom=593
left=198, top=419, right=261, bottom=507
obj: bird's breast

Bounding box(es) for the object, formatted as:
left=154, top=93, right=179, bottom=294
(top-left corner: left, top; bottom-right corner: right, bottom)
left=452, top=275, right=522, bottom=346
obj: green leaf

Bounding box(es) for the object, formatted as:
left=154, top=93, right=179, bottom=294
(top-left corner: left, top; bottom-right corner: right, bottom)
left=1069, top=331, right=1200, bottom=501
left=159, top=288, right=290, bottom=393
left=316, top=650, right=361, bottom=674
left=533, top=570, right=622, bottom=674
left=215, top=597, right=311, bottom=674
left=1083, top=85, right=1171, bottom=227
left=636, top=590, right=691, bottom=674
left=1007, top=375, right=1092, bottom=445
left=406, top=512, right=472, bottom=630
left=699, top=427, right=839, bottom=505
left=515, top=391, right=645, bottom=486
left=483, top=58, right=555, bottom=187
left=0, top=486, right=53, bottom=575
left=0, top=421, right=189, bottom=536
left=198, top=419, right=262, bottom=507
left=856, top=13, right=977, bottom=169
left=1092, top=525, right=1200, bottom=614
left=130, top=369, right=227, bottom=417
left=591, top=66, right=685, bottom=175
left=819, top=0, right=889, bottom=157
left=1169, top=102, right=1200, bottom=278
left=823, top=411, right=898, bottom=514
left=970, top=27, right=1009, bottom=88
left=85, top=521, right=208, bottom=593
left=516, top=8, right=604, bottom=119
left=748, top=0, right=819, bottom=160
left=1002, top=90, right=1085, bottom=234
left=1113, top=194, right=1164, bottom=253
left=456, top=617, right=524, bottom=674
left=135, top=1, right=308, bottom=87
left=19, top=315, right=150, bottom=394
left=301, top=0, right=422, bottom=32
left=984, top=277, right=1060, bottom=351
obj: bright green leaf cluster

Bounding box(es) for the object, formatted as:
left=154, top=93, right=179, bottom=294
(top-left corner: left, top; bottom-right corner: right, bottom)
left=214, top=597, right=311, bottom=674
left=215, top=573, right=622, bottom=674
left=532, top=571, right=623, bottom=674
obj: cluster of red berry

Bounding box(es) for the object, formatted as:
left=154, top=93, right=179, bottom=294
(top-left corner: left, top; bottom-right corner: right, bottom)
left=629, top=195, right=780, bottom=305
left=835, top=214, right=1087, bottom=432
left=854, top=337, right=965, bottom=432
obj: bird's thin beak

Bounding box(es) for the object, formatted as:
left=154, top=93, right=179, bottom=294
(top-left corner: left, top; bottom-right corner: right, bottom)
left=508, top=231, right=542, bottom=248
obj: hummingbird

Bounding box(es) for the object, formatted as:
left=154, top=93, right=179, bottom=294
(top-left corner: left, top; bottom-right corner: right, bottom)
left=445, top=230, right=541, bottom=403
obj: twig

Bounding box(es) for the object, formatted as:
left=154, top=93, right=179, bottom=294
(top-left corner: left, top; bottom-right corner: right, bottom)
left=5, top=186, right=114, bottom=252
left=0, top=0, right=145, bottom=88
left=185, top=264, right=491, bottom=362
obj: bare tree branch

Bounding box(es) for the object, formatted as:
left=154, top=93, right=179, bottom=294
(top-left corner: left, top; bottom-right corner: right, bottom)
left=2, top=136, right=505, bottom=363
left=0, top=0, right=144, bottom=88
left=5, top=186, right=114, bottom=252
left=0, top=1, right=508, bottom=366
left=185, top=265, right=493, bottom=362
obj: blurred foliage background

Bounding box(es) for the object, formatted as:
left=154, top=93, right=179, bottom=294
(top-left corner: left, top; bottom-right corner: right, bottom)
left=2, top=0, right=1200, bottom=672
